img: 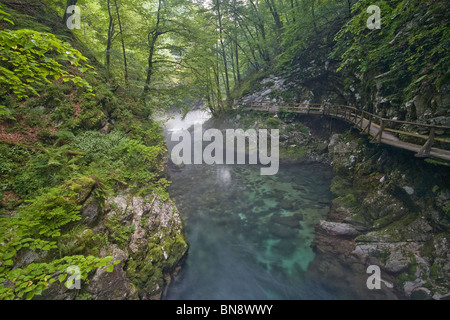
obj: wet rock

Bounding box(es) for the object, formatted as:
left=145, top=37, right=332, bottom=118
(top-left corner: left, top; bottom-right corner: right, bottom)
left=319, top=221, right=360, bottom=237
left=40, top=191, right=187, bottom=300
left=403, top=186, right=414, bottom=195
left=404, top=279, right=426, bottom=297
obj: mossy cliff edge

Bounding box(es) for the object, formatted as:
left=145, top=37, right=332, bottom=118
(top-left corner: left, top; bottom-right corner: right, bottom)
left=0, top=2, right=187, bottom=300
left=39, top=181, right=188, bottom=300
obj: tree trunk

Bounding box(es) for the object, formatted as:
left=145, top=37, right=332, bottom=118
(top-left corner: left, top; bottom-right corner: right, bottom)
left=106, top=0, right=115, bottom=76
left=143, top=35, right=157, bottom=96
left=290, top=0, right=296, bottom=23
left=142, top=0, right=162, bottom=97
left=62, top=0, right=78, bottom=22
left=215, top=0, right=231, bottom=104
left=264, top=0, right=283, bottom=35
left=113, top=0, right=129, bottom=85
left=233, top=0, right=241, bottom=85
left=311, top=0, right=317, bottom=30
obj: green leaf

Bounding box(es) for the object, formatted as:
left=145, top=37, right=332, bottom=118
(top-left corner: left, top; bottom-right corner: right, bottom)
left=26, top=291, right=35, bottom=300
left=58, top=274, right=67, bottom=283
left=106, top=264, right=114, bottom=273
left=4, top=260, right=13, bottom=266
left=3, top=250, right=16, bottom=260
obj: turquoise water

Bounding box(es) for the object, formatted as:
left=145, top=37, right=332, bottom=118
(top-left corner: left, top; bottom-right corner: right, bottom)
left=164, top=161, right=335, bottom=299
left=160, top=110, right=341, bottom=299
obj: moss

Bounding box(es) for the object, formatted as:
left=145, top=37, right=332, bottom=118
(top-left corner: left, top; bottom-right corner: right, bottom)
left=75, top=291, right=93, bottom=300
left=372, top=210, right=406, bottom=230
left=58, top=226, right=98, bottom=257
left=264, top=117, right=282, bottom=128
left=105, top=212, right=134, bottom=248
left=377, top=213, right=419, bottom=242
left=125, top=211, right=187, bottom=298
left=65, top=176, right=96, bottom=204
left=330, top=176, right=353, bottom=197
left=429, top=264, right=444, bottom=280
left=126, top=256, right=163, bottom=295
left=419, top=239, right=435, bottom=258
left=373, top=249, right=391, bottom=265
left=280, top=144, right=309, bottom=160
left=333, top=194, right=358, bottom=208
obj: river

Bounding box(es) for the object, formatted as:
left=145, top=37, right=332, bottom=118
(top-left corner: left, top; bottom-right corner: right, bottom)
left=158, top=110, right=350, bottom=299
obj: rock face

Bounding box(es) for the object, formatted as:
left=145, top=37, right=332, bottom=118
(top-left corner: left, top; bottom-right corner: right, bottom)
left=40, top=187, right=188, bottom=300
left=108, top=194, right=188, bottom=300
left=318, top=221, right=361, bottom=237
left=309, top=133, right=450, bottom=300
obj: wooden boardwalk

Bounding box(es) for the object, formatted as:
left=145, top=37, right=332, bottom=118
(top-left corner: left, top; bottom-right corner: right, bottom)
left=244, top=102, right=450, bottom=162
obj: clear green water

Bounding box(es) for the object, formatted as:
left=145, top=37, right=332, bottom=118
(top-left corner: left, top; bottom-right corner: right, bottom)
left=164, top=161, right=335, bottom=299
left=160, top=109, right=342, bottom=299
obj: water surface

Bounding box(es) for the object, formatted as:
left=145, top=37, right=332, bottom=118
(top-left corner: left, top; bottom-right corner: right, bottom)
left=161, top=110, right=338, bottom=299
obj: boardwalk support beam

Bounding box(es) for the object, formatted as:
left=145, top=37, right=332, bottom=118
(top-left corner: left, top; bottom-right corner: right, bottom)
left=415, top=127, right=435, bottom=158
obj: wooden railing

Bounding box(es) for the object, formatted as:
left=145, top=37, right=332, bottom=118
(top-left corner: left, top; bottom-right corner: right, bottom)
left=242, top=102, right=450, bottom=162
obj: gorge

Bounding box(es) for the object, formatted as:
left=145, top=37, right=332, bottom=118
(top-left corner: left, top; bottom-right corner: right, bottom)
left=0, top=0, right=448, bottom=301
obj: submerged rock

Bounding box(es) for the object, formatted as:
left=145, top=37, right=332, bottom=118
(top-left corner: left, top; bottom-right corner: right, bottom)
left=270, top=213, right=303, bottom=228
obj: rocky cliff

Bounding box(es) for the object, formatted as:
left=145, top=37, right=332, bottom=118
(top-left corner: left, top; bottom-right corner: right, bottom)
left=310, top=132, right=450, bottom=299
left=36, top=178, right=188, bottom=300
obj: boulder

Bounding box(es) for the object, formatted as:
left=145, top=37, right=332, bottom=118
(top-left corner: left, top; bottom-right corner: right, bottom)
left=319, top=221, right=360, bottom=237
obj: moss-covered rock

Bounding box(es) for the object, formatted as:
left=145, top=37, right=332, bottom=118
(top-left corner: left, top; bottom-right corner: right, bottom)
left=101, top=193, right=188, bottom=300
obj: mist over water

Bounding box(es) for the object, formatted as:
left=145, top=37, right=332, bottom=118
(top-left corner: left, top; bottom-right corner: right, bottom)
left=160, top=110, right=343, bottom=300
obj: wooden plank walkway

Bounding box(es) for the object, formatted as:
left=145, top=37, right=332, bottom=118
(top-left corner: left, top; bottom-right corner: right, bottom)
left=244, top=102, right=450, bottom=162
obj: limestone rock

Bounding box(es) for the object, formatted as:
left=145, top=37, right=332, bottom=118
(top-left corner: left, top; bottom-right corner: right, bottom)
left=81, top=194, right=100, bottom=227
left=87, top=245, right=137, bottom=300
left=319, top=221, right=360, bottom=237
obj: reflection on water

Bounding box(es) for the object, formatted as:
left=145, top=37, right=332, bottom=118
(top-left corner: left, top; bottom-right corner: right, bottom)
left=159, top=110, right=347, bottom=299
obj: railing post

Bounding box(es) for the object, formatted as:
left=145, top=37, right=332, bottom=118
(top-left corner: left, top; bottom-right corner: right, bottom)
left=361, top=110, right=366, bottom=128
left=415, top=127, right=435, bottom=157
left=371, top=118, right=384, bottom=143
left=364, top=114, right=372, bottom=135
left=378, top=119, right=384, bottom=143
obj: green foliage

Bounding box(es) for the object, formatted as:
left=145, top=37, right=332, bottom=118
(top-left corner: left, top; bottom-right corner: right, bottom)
left=0, top=6, right=14, bottom=26
left=19, top=186, right=82, bottom=238
left=69, top=128, right=167, bottom=187
left=0, top=2, right=175, bottom=301
left=331, top=0, right=449, bottom=102
left=105, top=213, right=135, bottom=247
left=0, top=255, right=115, bottom=300
left=0, top=28, right=94, bottom=99
left=0, top=178, right=119, bottom=300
